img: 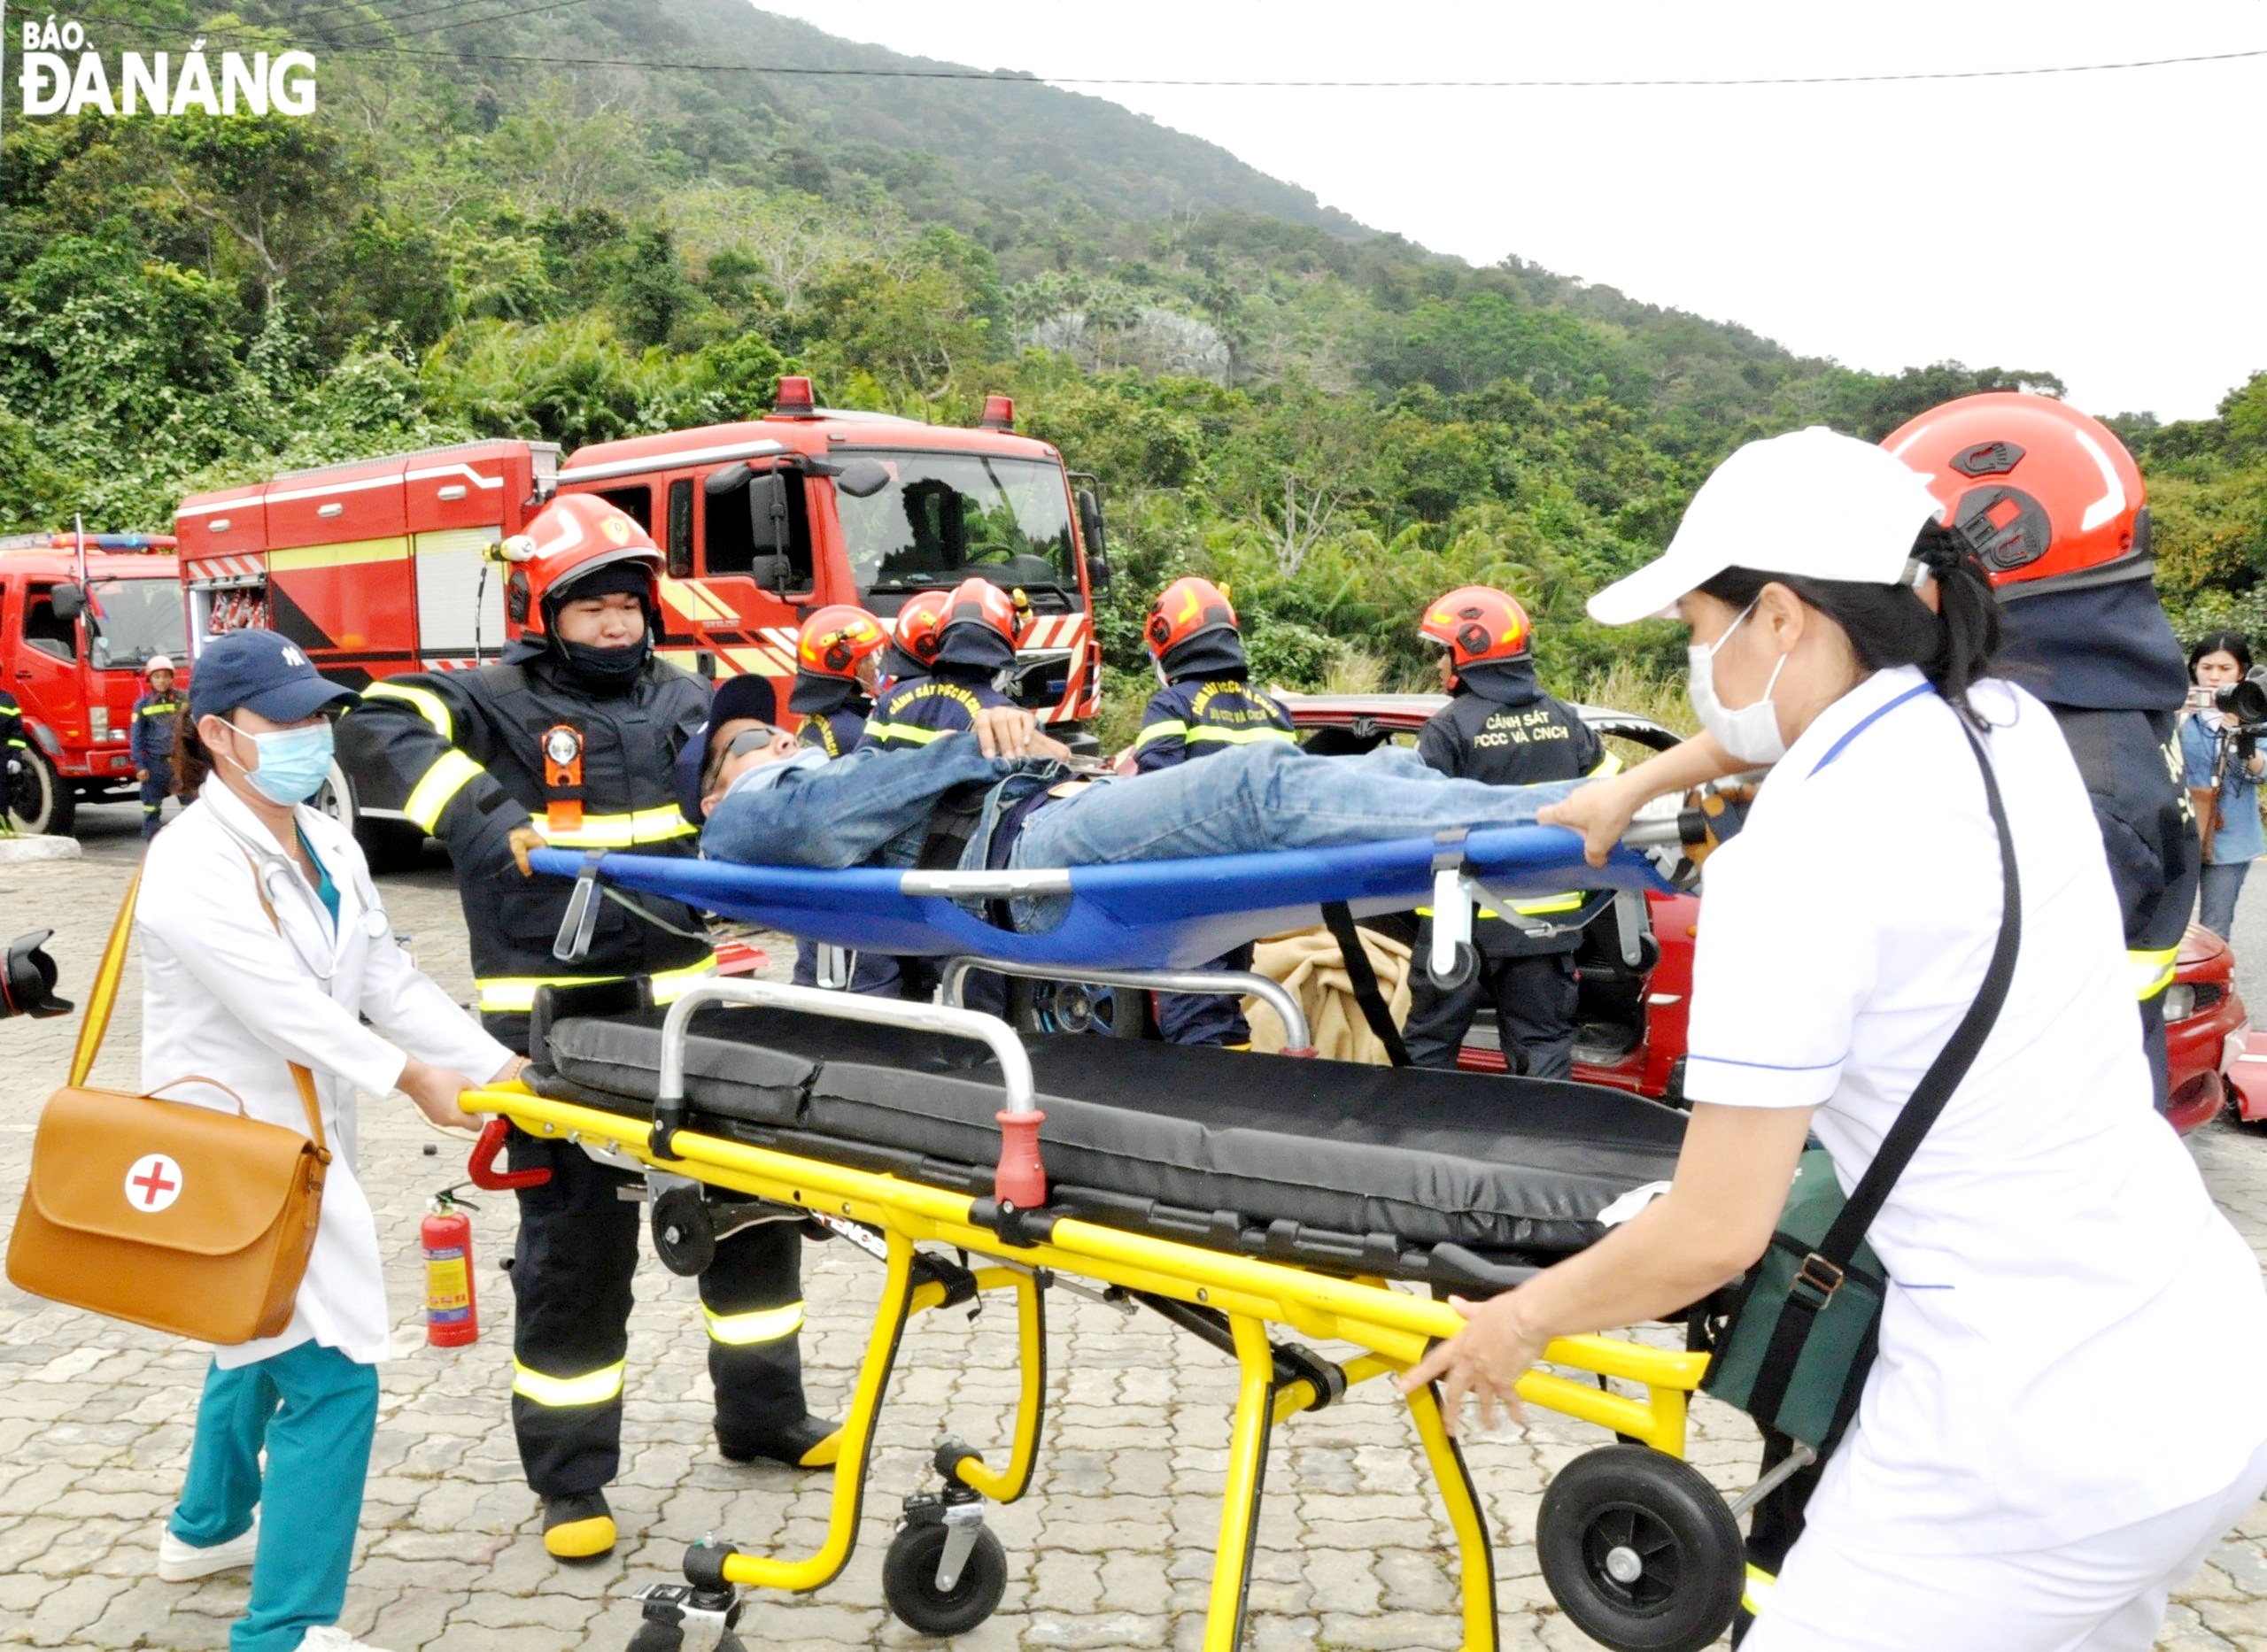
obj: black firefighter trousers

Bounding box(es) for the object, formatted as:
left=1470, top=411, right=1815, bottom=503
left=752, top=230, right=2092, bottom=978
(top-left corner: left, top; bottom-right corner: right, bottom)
left=505, top=1128, right=812, bottom=1498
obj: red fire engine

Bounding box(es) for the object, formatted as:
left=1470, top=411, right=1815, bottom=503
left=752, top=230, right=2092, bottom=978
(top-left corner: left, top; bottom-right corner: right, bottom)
left=174, top=379, right=1111, bottom=847
left=2, top=532, right=186, bottom=836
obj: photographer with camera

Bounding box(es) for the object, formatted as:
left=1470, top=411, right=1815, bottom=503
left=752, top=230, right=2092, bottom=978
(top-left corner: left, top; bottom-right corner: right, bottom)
left=2180, top=630, right=2266, bottom=939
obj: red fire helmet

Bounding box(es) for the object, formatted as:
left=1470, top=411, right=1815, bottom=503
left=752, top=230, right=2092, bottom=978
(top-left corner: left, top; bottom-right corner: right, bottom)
left=796, top=605, right=888, bottom=680
left=940, top=576, right=1031, bottom=648
left=1882, top=392, right=2149, bottom=595
left=891, top=589, right=954, bottom=669
left=499, top=495, right=662, bottom=638
left=1419, top=585, right=1532, bottom=669
left=1144, top=576, right=1239, bottom=660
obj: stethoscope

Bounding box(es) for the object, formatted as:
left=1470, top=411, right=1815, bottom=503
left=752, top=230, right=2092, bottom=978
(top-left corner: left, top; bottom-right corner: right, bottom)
left=213, top=814, right=390, bottom=984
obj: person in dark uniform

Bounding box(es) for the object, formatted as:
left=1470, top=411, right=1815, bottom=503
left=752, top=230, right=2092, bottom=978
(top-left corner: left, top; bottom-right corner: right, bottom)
left=858, top=576, right=1024, bottom=753
left=783, top=604, right=892, bottom=992
left=1719, top=397, right=2201, bottom=1645
left=130, top=654, right=182, bottom=840
left=337, top=495, right=834, bottom=1564
left=875, top=587, right=952, bottom=699
left=790, top=605, right=887, bottom=758
left=1890, top=393, right=2195, bottom=1108
left=1, top=687, right=29, bottom=832
left=1133, top=576, right=1295, bottom=1045
left=1400, top=587, right=1619, bottom=1078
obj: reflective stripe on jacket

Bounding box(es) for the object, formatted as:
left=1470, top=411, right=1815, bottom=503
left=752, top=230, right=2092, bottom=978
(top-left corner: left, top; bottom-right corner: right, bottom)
left=337, top=652, right=716, bottom=1046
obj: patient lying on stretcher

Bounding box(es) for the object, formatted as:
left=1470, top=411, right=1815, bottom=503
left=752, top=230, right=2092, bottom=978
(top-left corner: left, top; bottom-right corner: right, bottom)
left=698, top=705, right=1578, bottom=900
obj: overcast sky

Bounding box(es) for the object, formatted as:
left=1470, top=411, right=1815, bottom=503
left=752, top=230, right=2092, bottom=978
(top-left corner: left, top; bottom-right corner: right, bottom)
left=747, top=1, right=2264, bottom=422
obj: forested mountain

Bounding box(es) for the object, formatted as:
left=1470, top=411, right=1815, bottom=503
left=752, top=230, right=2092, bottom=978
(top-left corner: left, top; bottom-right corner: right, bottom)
left=3, top=0, right=2260, bottom=714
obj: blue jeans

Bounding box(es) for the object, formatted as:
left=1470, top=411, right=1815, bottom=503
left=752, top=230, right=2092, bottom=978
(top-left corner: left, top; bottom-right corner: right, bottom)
left=701, top=738, right=1577, bottom=883
left=2200, top=859, right=2253, bottom=940
left=1013, top=742, right=1576, bottom=872
left=172, top=1342, right=379, bottom=1652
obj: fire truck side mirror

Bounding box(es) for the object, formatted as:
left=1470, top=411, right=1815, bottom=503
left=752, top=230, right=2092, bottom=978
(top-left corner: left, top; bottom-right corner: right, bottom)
left=1076, top=490, right=1110, bottom=591
left=703, top=461, right=750, bottom=497
left=50, top=583, right=85, bottom=622
left=747, top=471, right=790, bottom=554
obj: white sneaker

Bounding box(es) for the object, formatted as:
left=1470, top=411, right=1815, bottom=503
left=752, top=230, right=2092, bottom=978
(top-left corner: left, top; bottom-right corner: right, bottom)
left=156, top=1515, right=259, bottom=1582
left=298, top=1629, right=397, bottom=1652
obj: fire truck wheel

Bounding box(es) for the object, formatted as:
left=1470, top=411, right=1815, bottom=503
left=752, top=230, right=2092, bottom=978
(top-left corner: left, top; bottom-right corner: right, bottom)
left=6, top=747, right=74, bottom=837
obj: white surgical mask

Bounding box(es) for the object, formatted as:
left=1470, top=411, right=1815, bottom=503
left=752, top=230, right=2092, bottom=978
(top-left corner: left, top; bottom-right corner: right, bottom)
left=1688, top=600, right=1790, bottom=766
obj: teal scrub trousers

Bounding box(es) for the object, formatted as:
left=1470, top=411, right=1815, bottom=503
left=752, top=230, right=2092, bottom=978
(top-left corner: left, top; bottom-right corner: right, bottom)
left=170, top=1340, right=379, bottom=1652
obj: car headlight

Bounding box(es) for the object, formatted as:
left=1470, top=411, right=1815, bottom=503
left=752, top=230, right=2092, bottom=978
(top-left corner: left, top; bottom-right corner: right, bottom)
left=2163, top=984, right=2196, bottom=1023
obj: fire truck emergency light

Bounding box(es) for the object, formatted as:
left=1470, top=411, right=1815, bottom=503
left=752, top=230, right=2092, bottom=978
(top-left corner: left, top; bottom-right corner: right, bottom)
left=979, top=395, right=1016, bottom=432
left=773, top=375, right=817, bottom=417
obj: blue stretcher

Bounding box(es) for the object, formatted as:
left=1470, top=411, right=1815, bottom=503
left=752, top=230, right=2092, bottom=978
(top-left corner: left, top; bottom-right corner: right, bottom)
left=528, top=824, right=1672, bottom=972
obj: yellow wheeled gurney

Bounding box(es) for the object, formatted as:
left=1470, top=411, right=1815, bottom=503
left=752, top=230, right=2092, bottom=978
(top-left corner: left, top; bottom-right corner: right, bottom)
left=465, top=975, right=1758, bottom=1652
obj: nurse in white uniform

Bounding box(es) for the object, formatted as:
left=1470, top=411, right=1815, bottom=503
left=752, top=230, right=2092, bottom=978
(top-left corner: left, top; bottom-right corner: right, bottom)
left=138, top=629, right=517, bottom=1652
left=1404, top=428, right=2267, bottom=1651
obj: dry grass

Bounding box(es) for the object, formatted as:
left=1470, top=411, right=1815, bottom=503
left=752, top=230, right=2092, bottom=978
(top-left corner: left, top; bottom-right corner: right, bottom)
left=1569, top=657, right=1696, bottom=735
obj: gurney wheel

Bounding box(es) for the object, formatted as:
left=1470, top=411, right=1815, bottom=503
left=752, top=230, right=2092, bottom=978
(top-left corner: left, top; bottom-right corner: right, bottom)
left=1428, top=942, right=1479, bottom=991
left=882, top=1518, right=1007, bottom=1637
left=1536, top=1444, right=1741, bottom=1652
left=653, top=1185, right=716, bottom=1278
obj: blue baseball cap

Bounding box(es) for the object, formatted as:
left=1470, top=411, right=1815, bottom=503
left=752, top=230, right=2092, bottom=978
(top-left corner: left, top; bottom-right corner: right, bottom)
left=188, top=630, right=356, bottom=724
left=675, top=675, right=782, bottom=825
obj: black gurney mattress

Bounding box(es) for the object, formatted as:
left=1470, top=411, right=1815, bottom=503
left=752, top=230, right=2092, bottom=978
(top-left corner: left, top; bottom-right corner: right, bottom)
left=537, top=1006, right=1685, bottom=1259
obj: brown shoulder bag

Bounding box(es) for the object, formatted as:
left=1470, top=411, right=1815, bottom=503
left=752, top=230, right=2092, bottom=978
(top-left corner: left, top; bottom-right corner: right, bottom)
left=6, top=862, right=331, bottom=1344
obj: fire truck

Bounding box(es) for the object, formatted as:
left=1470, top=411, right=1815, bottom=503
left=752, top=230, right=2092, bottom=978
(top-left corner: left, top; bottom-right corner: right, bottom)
left=174, top=377, right=1111, bottom=861
left=2, top=532, right=186, bottom=836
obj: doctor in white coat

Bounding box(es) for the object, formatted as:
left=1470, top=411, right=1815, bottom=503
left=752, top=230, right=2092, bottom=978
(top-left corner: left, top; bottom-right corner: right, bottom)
left=138, top=629, right=516, bottom=1652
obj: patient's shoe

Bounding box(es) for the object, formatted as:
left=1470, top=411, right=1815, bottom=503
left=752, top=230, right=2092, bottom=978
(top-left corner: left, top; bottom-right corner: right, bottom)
left=298, top=1629, right=397, bottom=1652
left=541, top=1490, right=617, bottom=1562
left=717, top=1414, right=841, bottom=1470
left=157, top=1515, right=259, bottom=1581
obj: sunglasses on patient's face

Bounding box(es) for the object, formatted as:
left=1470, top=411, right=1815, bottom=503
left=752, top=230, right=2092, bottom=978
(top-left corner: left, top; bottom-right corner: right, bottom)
left=724, top=726, right=780, bottom=760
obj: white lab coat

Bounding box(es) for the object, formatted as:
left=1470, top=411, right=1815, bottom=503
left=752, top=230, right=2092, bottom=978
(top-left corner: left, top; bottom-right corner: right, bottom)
left=137, top=776, right=511, bottom=1370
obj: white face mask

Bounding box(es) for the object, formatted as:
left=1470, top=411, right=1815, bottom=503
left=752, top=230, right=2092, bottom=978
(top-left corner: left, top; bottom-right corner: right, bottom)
left=1688, top=600, right=1790, bottom=766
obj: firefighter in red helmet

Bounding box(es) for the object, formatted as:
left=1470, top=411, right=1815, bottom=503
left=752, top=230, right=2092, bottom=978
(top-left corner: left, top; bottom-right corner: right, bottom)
left=1885, top=393, right=2195, bottom=1108
left=1405, top=586, right=1618, bottom=1077
left=338, top=495, right=835, bottom=1564
left=1134, top=576, right=1295, bottom=1044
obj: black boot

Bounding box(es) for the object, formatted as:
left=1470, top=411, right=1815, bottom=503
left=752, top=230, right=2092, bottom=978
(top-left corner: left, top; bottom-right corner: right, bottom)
left=716, top=1414, right=841, bottom=1470
left=541, top=1488, right=616, bottom=1561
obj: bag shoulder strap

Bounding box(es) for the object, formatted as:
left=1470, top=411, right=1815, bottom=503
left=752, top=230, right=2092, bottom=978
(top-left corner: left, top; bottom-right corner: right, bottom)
left=234, top=850, right=329, bottom=1154
left=67, top=861, right=144, bottom=1088
left=1815, top=716, right=2019, bottom=1265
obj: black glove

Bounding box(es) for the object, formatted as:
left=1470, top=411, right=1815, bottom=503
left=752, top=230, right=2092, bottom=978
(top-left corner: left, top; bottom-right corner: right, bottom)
left=2237, top=730, right=2258, bottom=764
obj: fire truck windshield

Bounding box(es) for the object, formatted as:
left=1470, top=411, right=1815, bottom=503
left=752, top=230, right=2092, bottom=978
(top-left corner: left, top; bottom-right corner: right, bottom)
left=85, top=577, right=188, bottom=670
left=838, top=451, right=1080, bottom=609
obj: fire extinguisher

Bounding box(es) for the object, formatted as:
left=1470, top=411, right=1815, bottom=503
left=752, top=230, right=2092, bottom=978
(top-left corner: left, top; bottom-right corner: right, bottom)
left=422, top=1188, right=481, bottom=1347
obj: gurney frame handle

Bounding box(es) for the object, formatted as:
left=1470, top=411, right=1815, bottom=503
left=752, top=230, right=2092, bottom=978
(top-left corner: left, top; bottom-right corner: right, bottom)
left=936, top=957, right=1317, bottom=1056
left=652, top=977, right=1048, bottom=1209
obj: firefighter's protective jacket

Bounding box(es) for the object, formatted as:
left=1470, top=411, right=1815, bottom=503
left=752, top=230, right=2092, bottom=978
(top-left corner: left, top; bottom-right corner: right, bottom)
left=337, top=645, right=715, bottom=1045
left=130, top=687, right=181, bottom=772
left=0, top=690, right=24, bottom=759
left=856, top=670, right=1012, bottom=753
left=790, top=675, right=872, bottom=759
left=1133, top=677, right=1294, bottom=774
left=1415, top=667, right=1616, bottom=956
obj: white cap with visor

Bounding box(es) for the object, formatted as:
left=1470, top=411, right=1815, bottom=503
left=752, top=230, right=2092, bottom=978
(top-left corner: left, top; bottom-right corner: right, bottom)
left=1587, top=427, right=1951, bottom=626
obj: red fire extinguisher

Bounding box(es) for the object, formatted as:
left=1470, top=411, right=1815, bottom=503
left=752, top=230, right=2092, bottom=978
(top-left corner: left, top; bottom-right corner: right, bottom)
left=422, top=1189, right=480, bottom=1347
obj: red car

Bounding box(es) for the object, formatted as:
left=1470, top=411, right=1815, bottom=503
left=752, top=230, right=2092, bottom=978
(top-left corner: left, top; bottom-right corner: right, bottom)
left=1277, top=691, right=2258, bottom=1137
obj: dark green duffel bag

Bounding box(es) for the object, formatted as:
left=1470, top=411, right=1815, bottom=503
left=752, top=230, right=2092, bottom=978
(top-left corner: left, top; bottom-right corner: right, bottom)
left=1701, top=718, right=2017, bottom=1455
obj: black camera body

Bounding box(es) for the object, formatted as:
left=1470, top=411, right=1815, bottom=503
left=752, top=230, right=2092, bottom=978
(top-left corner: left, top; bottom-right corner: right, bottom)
left=1, top=930, right=71, bottom=1019
left=2211, top=679, right=2267, bottom=763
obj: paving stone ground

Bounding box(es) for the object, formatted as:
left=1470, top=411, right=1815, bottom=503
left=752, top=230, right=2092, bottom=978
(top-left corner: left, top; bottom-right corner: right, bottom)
left=4, top=801, right=2267, bottom=1650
